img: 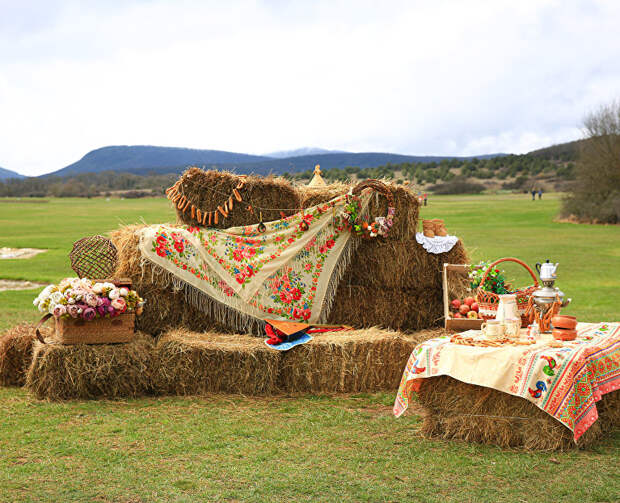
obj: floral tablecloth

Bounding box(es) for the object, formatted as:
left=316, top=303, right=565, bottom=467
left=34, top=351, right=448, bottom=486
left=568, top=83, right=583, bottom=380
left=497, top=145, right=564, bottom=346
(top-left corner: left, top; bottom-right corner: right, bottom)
left=393, top=322, right=620, bottom=442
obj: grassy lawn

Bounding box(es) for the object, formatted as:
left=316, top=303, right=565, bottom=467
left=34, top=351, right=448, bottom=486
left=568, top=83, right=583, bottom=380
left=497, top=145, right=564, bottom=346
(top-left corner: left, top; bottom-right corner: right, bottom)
left=0, top=193, right=619, bottom=502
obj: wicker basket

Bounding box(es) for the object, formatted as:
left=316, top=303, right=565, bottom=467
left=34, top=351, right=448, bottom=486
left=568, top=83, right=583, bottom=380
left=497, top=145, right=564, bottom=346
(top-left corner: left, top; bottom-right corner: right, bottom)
left=35, top=313, right=135, bottom=345
left=475, top=257, right=538, bottom=327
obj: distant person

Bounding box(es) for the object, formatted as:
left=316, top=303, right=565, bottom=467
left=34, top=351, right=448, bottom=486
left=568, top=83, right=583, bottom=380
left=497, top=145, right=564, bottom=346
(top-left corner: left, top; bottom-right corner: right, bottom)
left=423, top=193, right=428, bottom=206
left=538, top=189, right=543, bottom=199
left=531, top=189, right=536, bottom=201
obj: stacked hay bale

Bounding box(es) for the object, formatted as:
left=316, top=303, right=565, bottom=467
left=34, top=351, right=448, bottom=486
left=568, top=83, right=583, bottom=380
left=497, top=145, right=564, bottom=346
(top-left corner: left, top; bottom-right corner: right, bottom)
left=155, top=329, right=281, bottom=395
left=416, top=375, right=620, bottom=450
left=154, top=327, right=446, bottom=395
left=111, top=168, right=468, bottom=335
left=25, top=333, right=157, bottom=400
left=0, top=323, right=47, bottom=386
left=299, top=183, right=469, bottom=331
left=278, top=327, right=446, bottom=394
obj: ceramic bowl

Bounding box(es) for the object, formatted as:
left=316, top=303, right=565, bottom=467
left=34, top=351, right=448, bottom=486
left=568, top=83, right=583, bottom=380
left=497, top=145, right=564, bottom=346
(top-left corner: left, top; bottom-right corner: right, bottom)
left=552, top=327, right=577, bottom=341
left=552, top=315, right=577, bottom=330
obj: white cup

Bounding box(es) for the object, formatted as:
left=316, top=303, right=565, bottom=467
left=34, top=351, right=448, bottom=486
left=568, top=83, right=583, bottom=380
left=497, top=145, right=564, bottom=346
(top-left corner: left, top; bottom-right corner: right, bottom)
left=503, top=317, right=521, bottom=338
left=481, top=320, right=505, bottom=339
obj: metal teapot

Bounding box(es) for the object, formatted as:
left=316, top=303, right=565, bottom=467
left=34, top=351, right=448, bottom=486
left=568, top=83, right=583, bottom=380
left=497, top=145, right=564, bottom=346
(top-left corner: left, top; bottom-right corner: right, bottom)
left=535, top=260, right=559, bottom=281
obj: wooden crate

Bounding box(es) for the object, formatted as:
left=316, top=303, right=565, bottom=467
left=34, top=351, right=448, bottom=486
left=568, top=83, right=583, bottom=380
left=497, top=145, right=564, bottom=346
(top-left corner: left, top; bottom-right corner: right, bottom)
left=442, top=263, right=483, bottom=332
left=53, top=313, right=135, bottom=345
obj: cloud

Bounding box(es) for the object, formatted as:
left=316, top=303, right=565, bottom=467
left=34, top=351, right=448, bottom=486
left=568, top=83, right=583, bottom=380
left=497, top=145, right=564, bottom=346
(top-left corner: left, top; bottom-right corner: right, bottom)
left=1, top=0, right=619, bottom=175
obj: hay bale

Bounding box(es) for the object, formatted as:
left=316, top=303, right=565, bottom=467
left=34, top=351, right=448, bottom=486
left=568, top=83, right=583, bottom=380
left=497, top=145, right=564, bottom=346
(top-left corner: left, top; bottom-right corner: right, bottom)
left=25, top=333, right=157, bottom=400
left=174, top=168, right=301, bottom=227
left=155, top=329, right=281, bottom=395
left=0, top=323, right=48, bottom=386
left=279, top=327, right=446, bottom=394
left=342, top=239, right=469, bottom=290
left=327, top=285, right=445, bottom=332
left=110, top=225, right=230, bottom=336
left=416, top=375, right=620, bottom=450
left=298, top=182, right=350, bottom=208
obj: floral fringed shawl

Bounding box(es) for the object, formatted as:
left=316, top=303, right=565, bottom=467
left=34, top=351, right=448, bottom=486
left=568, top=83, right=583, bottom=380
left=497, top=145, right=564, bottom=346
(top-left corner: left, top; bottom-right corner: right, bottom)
left=137, top=194, right=362, bottom=334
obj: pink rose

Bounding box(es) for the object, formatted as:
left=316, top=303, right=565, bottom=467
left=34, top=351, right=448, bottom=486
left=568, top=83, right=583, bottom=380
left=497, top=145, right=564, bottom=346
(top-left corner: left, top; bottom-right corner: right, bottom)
left=85, top=294, right=98, bottom=307
left=53, top=305, right=66, bottom=318
left=82, top=307, right=96, bottom=321
left=111, top=298, right=127, bottom=312
left=67, top=305, right=80, bottom=318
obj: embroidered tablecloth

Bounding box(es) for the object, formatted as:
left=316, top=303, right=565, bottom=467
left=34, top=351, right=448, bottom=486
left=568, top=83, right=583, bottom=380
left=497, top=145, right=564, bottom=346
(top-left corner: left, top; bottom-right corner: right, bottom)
left=393, top=322, right=620, bottom=442
left=137, top=194, right=361, bottom=332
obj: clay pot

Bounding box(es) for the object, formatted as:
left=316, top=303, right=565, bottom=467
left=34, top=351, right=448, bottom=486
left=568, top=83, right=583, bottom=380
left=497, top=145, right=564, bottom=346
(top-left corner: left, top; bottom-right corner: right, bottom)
left=552, top=327, right=577, bottom=341
left=552, top=315, right=577, bottom=330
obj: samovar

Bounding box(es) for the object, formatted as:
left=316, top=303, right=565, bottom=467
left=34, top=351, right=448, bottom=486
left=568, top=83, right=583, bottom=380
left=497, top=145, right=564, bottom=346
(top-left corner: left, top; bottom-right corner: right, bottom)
left=531, top=260, right=571, bottom=332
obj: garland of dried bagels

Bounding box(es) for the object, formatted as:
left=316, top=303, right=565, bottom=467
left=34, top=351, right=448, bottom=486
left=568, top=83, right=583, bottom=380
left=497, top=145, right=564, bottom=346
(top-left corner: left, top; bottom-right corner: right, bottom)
left=165, top=177, right=246, bottom=226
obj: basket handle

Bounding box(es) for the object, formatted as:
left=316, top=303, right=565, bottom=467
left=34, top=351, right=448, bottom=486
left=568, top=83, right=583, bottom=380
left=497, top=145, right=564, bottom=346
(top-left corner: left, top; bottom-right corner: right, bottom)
left=479, top=257, right=539, bottom=290
left=34, top=313, right=52, bottom=344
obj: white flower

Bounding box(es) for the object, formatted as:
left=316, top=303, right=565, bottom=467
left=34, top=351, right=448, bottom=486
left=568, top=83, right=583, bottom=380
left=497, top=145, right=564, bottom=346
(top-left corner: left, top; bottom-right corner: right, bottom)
left=103, top=282, right=115, bottom=291
left=93, top=283, right=104, bottom=294
left=108, top=288, right=120, bottom=300
left=50, top=291, right=63, bottom=304
left=119, top=287, right=129, bottom=297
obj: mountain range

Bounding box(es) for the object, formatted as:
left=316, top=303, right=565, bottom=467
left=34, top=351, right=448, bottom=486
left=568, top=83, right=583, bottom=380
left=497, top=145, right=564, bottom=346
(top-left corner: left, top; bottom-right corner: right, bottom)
left=0, top=166, right=25, bottom=180
left=0, top=140, right=579, bottom=180
left=39, top=145, right=506, bottom=178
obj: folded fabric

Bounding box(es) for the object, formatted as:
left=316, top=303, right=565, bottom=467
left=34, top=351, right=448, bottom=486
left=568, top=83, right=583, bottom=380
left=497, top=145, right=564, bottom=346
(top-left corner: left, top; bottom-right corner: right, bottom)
left=415, top=232, right=459, bottom=254
left=264, top=333, right=312, bottom=351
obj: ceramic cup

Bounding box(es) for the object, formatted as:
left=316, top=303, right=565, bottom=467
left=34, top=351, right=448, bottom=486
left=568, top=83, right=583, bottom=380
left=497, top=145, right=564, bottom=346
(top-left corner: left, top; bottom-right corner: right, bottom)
left=503, top=317, right=521, bottom=338
left=481, top=320, right=505, bottom=339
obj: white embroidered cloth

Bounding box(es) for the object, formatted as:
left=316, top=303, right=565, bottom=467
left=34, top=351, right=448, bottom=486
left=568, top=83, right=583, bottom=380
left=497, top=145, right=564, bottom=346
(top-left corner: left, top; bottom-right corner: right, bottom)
left=137, top=194, right=360, bottom=330
left=415, top=232, right=459, bottom=254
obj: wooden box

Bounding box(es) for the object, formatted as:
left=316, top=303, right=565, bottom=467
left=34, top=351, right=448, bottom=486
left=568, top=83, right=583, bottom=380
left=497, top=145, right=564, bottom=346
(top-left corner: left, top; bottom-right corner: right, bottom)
left=53, top=312, right=135, bottom=345
left=442, top=263, right=483, bottom=332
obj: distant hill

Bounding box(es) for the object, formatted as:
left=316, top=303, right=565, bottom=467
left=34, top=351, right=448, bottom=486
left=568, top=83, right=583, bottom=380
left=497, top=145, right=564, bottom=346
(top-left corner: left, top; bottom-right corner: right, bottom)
left=48, top=145, right=272, bottom=177
left=45, top=145, right=506, bottom=177
left=265, top=147, right=348, bottom=158
left=528, top=139, right=583, bottom=161
left=0, top=167, right=25, bottom=180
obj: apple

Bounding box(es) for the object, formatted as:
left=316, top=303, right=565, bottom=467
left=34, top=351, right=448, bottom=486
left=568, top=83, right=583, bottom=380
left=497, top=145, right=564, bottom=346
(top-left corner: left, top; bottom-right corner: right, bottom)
left=470, top=302, right=479, bottom=312
left=464, top=296, right=475, bottom=307
left=451, top=299, right=461, bottom=310
left=459, top=304, right=470, bottom=315
left=454, top=312, right=463, bottom=318
left=467, top=310, right=478, bottom=319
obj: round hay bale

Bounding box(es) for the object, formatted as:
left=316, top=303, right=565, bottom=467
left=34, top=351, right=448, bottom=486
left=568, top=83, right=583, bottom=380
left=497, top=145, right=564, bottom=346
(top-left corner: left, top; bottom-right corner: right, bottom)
left=155, top=329, right=281, bottom=395
left=327, top=285, right=445, bottom=332
left=25, top=333, right=157, bottom=400
left=279, top=327, right=447, bottom=394
left=174, top=167, right=301, bottom=228
left=299, top=180, right=420, bottom=240
left=416, top=375, right=620, bottom=450
left=0, top=323, right=48, bottom=386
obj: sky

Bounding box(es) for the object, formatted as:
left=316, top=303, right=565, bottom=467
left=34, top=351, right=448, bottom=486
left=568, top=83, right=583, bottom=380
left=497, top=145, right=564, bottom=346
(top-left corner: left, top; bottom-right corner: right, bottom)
left=1, top=0, right=619, bottom=176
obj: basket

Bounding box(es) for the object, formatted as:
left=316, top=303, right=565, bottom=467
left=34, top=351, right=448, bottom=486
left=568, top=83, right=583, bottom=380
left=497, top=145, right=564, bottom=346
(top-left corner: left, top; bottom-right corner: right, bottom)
left=475, top=257, right=538, bottom=327
left=35, top=312, right=135, bottom=345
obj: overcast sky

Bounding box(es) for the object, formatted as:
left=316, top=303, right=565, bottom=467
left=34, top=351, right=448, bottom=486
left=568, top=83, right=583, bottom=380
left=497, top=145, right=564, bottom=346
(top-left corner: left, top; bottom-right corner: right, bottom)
left=1, top=0, right=619, bottom=176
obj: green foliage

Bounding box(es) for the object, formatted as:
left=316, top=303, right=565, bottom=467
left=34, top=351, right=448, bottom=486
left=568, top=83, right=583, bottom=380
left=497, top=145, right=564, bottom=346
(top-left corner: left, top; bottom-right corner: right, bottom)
left=428, top=181, right=486, bottom=194
left=469, top=261, right=510, bottom=294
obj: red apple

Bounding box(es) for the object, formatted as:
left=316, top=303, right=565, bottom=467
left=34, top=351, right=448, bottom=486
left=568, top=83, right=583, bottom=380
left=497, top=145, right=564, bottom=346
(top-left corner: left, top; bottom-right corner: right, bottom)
left=464, top=296, right=475, bottom=307
left=459, top=304, right=470, bottom=315
left=470, top=302, right=479, bottom=312
left=451, top=299, right=461, bottom=310
left=454, top=312, right=463, bottom=318
left=467, top=310, right=478, bottom=319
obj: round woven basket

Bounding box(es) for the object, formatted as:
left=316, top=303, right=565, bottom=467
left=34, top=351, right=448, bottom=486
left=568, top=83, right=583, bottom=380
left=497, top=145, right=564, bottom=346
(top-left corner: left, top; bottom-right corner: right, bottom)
left=476, top=257, right=538, bottom=327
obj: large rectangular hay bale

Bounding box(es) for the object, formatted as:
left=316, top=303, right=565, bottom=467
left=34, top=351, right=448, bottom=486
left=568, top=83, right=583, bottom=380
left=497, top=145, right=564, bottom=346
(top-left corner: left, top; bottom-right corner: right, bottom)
left=0, top=323, right=47, bottom=386
left=416, top=375, right=620, bottom=450
left=155, top=329, right=281, bottom=395
left=279, top=327, right=446, bottom=394
left=25, top=333, right=157, bottom=400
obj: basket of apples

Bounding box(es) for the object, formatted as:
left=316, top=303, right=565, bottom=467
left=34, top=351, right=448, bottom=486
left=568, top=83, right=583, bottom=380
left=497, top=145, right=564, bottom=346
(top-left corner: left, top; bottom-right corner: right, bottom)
left=442, top=263, right=484, bottom=331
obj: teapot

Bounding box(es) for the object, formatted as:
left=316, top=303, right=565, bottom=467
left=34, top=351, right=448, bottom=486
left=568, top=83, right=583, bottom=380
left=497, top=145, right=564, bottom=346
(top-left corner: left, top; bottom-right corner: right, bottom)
left=535, top=260, right=559, bottom=281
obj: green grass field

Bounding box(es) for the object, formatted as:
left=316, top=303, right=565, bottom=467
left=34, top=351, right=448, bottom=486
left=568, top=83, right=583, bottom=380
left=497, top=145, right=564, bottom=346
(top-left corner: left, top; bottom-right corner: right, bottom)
left=0, top=194, right=619, bottom=502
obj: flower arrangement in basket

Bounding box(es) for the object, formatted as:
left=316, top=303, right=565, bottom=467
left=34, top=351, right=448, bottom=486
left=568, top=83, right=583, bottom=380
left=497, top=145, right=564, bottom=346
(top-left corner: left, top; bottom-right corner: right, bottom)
left=33, top=277, right=145, bottom=345
left=474, top=257, right=539, bottom=327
